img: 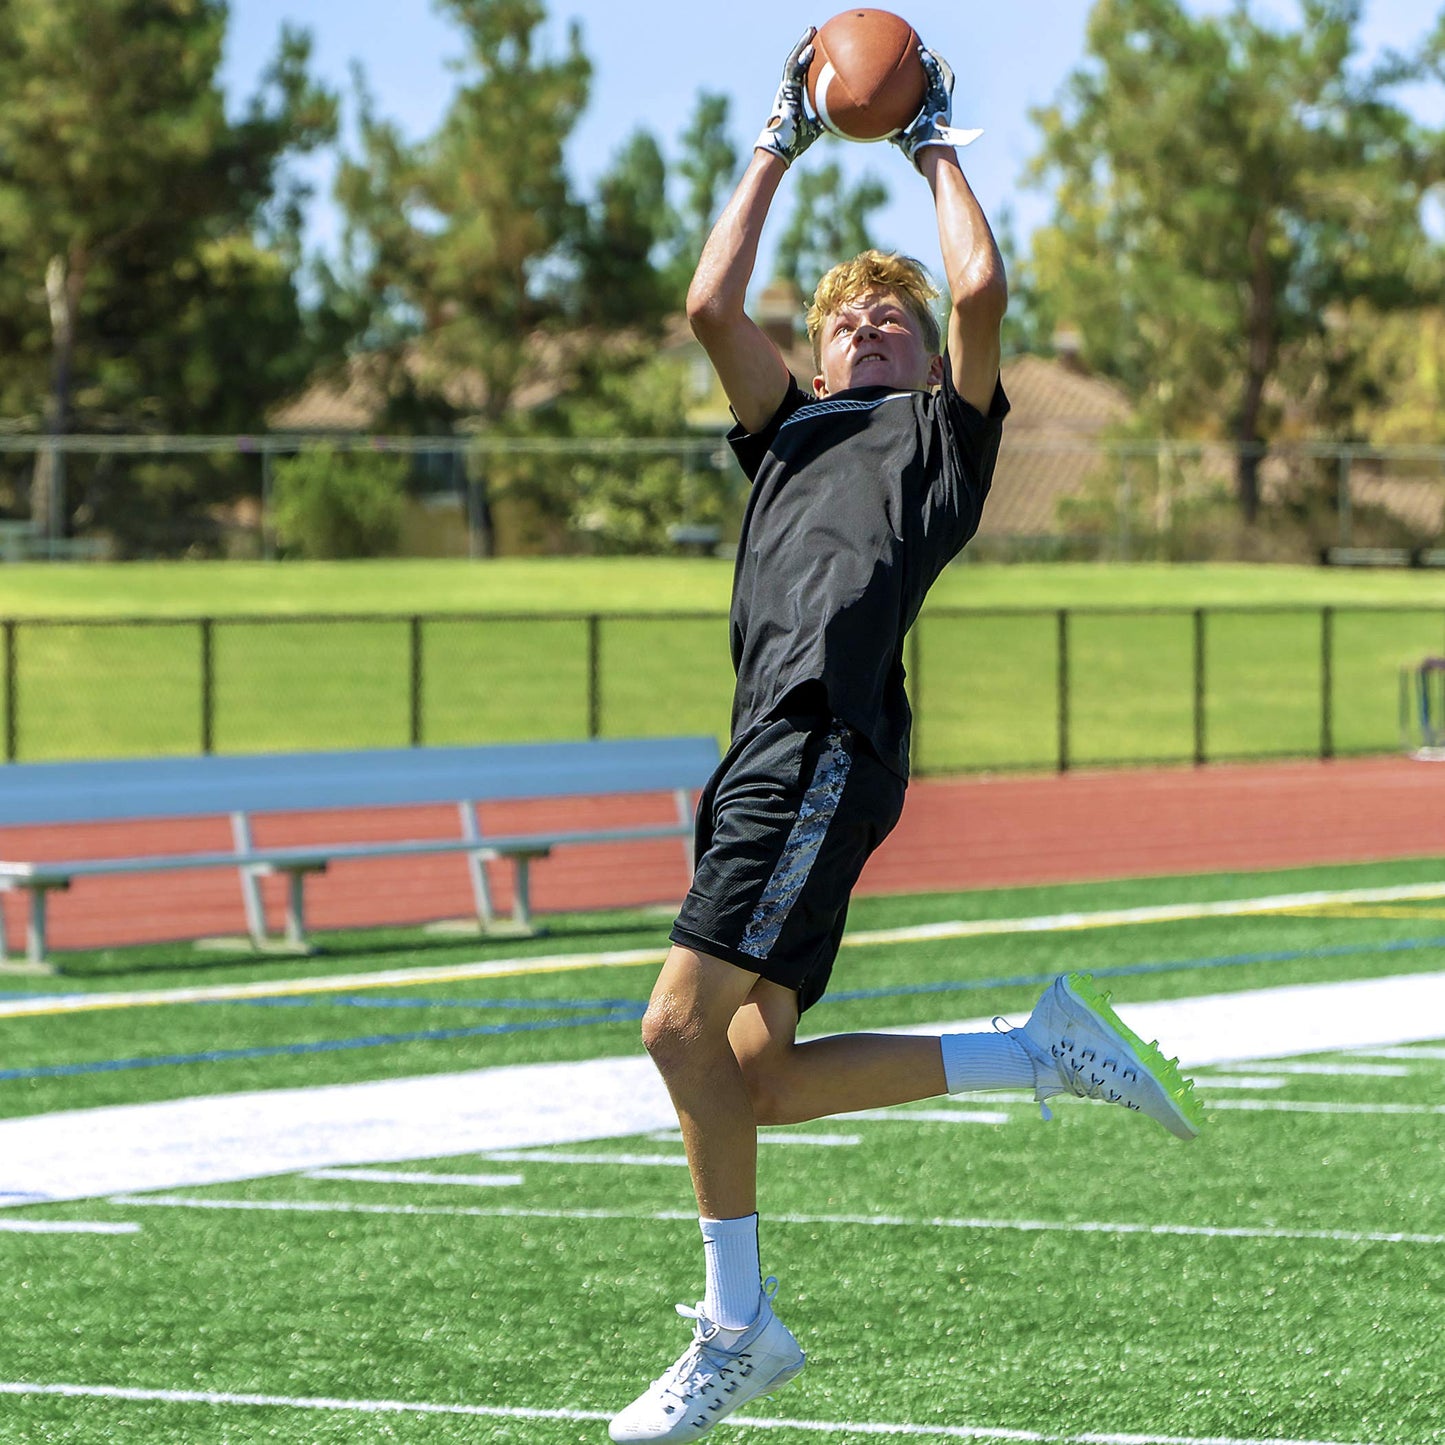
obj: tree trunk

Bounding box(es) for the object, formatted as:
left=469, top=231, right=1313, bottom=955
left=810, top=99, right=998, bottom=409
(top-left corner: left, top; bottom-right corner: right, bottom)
left=32, top=251, right=84, bottom=543
left=1234, top=218, right=1277, bottom=525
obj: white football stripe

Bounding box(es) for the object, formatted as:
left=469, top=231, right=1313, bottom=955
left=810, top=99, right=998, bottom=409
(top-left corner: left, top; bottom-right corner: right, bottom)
left=4, top=972, right=1443, bottom=1208
left=0, top=1379, right=1387, bottom=1445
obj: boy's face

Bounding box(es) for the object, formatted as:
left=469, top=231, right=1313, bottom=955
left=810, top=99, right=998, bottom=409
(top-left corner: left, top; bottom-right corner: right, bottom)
left=812, top=288, right=942, bottom=398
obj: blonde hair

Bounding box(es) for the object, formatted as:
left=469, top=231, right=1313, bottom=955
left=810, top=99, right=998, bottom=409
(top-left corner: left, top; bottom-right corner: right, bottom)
left=806, top=250, right=942, bottom=368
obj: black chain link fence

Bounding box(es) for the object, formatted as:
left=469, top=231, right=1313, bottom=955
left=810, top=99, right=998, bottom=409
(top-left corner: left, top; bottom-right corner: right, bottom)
left=2, top=606, right=1437, bottom=773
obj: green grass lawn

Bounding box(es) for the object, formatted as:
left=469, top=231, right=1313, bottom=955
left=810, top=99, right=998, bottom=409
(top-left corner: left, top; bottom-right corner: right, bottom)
left=2, top=860, right=1442, bottom=1443
left=6, top=557, right=1445, bottom=617
left=2, top=559, right=1441, bottom=767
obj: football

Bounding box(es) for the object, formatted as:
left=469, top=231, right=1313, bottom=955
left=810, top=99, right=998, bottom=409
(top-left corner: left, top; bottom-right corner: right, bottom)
left=806, top=9, right=928, bottom=143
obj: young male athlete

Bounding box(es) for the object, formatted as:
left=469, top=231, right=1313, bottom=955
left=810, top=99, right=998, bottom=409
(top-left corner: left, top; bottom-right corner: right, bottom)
left=608, top=31, right=1203, bottom=1444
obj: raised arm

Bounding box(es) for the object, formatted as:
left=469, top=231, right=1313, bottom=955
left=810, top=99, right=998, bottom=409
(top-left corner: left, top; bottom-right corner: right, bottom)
left=686, top=28, right=822, bottom=434
left=923, top=147, right=1007, bottom=413
left=686, top=153, right=793, bottom=434
left=895, top=51, right=1007, bottom=414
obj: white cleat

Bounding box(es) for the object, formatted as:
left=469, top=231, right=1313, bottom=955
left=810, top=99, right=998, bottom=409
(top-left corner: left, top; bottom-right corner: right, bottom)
left=1015, top=972, right=1205, bottom=1140
left=609, top=1280, right=805, bottom=1442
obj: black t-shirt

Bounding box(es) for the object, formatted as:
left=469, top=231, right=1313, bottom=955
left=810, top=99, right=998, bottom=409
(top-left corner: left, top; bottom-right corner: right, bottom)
left=726, top=360, right=1009, bottom=778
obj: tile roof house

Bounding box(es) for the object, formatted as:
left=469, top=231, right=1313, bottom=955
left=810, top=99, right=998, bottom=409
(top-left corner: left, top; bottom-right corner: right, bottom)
left=982, top=351, right=1134, bottom=542
left=272, top=292, right=1143, bottom=549
left=660, top=282, right=1141, bottom=545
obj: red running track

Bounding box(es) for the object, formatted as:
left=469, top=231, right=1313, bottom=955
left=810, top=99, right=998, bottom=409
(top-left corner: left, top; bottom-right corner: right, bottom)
left=2, top=757, right=1442, bottom=955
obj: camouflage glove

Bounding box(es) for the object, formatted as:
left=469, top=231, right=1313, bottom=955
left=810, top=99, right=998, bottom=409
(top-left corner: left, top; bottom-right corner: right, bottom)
left=893, top=49, right=983, bottom=171
left=755, top=28, right=824, bottom=168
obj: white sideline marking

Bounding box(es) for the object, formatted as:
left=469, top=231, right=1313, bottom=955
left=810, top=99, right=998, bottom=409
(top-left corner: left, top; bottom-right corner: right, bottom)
left=1365, top=1046, right=1445, bottom=1061
left=4, top=971, right=1445, bottom=1210
left=8, top=878, right=1445, bottom=1020
left=846, top=1108, right=1014, bottom=1125
left=0, top=1380, right=1385, bottom=1445
left=484, top=1150, right=691, bottom=1168
left=651, top=1129, right=864, bottom=1148
left=1185, top=1076, right=1288, bottom=1090
left=1208, top=1100, right=1445, bottom=1117
left=0, top=1220, right=139, bottom=1235
left=1222, top=1062, right=1410, bottom=1077
left=303, top=1168, right=523, bottom=1188
left=104, top=1195, right=1445, bottom=1247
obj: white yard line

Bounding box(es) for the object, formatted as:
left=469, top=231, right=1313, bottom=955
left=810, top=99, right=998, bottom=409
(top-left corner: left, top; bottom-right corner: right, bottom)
left=102, top=1196, right=1445, bottom=1248
left=0, top=1219, right=139, bottom=1235
left=844, top=1107, right=1015, bottom=1125
left=2, top=970, right=1443, bottom=1210
left=7, top=878, right=1445, bottom=1020
left=302, top=1168, right=524, bottom=1188
left=1217, top=1062, right=1410, bottom=1076
left=0, top=1380, right=1385, bottom=1445
left=483, top=1150, right=692, bottom=1168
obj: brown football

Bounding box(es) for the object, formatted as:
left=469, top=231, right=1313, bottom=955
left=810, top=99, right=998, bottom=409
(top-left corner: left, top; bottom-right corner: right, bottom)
left=806, top=9, right=928, bottom=143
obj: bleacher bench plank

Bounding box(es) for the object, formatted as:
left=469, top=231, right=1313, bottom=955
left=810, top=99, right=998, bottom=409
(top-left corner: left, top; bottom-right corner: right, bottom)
left=0, top=737, right=719, bottom=971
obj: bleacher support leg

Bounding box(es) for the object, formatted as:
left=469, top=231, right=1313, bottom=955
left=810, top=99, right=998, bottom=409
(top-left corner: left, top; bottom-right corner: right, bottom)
left=27, top=889, right=48, bottom=971
left=511, top=860, right=533, bottom=932
left=283, top=871, right=307, bottom=951
left=459, top=801, right=496, bottom=928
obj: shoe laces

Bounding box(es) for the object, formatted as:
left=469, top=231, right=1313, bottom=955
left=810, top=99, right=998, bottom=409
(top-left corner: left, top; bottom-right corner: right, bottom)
left=992, top=1013, right=1139, bottom=1122
left=651, top=1276, right=779, bottom=1412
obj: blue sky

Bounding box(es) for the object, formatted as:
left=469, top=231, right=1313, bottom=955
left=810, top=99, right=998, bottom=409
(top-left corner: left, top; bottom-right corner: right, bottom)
left=220, top=0, right=1444, bottom=286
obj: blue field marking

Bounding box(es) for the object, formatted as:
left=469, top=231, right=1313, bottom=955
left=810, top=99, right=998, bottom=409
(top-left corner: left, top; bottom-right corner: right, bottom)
left=234, top=994, right=641, bottom=1013
left=824, top=934, right=1445, bottom=1005
left=0, top=1006, right=647, bottom=1082
left=9, top=934, right=1444, bottom=1084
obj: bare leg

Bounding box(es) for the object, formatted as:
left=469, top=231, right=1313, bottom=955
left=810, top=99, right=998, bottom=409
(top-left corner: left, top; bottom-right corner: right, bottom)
left=641, top=945, right=768, bottom=1219
left=727, top=977, right=947, bottom=1125
left=643, top=947, right=963, bottom=1215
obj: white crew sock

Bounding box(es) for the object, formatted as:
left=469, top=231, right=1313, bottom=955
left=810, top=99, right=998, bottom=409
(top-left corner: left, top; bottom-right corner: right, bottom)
left=940, top=1030, right=1037, bottom=1094
left=699, top=1213, right=763, bottom=1329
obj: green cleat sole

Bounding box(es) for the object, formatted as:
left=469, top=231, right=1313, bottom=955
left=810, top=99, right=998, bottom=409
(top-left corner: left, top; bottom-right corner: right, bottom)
left=1064, top=971, right=1206, bottom=1139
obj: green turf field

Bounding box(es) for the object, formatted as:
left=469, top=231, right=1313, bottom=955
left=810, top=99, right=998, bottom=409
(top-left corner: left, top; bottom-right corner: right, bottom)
left=4, top=557, right=1445, bottom=617
left=4, top=561, right=1442, bottom=767
left=3, top=858, right=1442, bottom=1443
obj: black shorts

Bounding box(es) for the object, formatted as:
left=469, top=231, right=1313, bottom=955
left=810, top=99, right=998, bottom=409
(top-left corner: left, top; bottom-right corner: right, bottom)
left=670, top=707, right=906, bottom=1013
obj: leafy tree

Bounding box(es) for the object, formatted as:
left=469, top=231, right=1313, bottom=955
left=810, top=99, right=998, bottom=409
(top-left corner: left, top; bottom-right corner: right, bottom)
left=771, top=160, right=888, bottom=295
left=1325, top=304, right=1445, bottom=445
left=271, top=445, right=407, bottom=559
left=663, top=92, right=739, bottom=300
left=570, top=130, right=674, bottom=329
left=0, top=1, right=337, bottom=540
left=333, top=0, right=591, bottom=429
left=1025, top=0, right=1444, bottom=519
left=488, top=344, right=734, bottom=553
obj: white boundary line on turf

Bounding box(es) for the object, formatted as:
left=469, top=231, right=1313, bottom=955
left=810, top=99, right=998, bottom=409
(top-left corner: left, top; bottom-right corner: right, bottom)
left=0, top=1220, right=139, bottom=1235
left=0, top=1380, right=1384, bottom=1445
left=8, top=878, right=1445, bottom=1019
left=7, top=972, right=1444, bottom=1210
left=102, top=1196, right=1445, bottom=1247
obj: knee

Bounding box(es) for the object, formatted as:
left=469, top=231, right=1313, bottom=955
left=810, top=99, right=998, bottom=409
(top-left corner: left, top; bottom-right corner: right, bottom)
left=640, top=995, right=704, bottom=1078
left=734, top=1052, right=795, bottom=1127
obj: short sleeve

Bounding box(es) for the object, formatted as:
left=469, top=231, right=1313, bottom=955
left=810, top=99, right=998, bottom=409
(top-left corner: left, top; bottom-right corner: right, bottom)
left=726, top=377, right=812, bottom=481
left=938, top=355, right=1010, bottom=450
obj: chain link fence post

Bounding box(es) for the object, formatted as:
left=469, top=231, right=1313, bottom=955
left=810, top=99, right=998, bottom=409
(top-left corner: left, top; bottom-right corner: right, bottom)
left=1193, top=608, right=1207, bottom=766
left=1056, top=608, right=1070, bottom=773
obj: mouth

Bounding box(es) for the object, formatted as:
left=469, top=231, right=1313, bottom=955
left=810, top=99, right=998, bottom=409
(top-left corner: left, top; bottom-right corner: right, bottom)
left=854, top=352, right=886, bottom=365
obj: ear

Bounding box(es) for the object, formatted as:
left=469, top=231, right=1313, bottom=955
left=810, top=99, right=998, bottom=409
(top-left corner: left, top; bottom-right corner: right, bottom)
left=812, top=373, right=830, bottom=398
left=927, top=353, right=944, bottom=388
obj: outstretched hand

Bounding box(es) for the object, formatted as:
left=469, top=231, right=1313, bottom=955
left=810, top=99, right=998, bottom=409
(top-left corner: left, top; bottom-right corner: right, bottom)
left=754, top=27, right=824, bottom=168
left=893, top=48, right=983, bottom=171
